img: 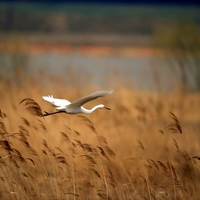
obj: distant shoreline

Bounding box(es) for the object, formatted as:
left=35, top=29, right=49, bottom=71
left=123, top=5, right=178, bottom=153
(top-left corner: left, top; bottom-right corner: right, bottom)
left=0, top=33, right=162, bottom=57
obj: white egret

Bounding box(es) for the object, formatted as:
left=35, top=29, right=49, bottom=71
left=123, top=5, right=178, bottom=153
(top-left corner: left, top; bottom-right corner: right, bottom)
left=42, top=90, right=113, bottom=116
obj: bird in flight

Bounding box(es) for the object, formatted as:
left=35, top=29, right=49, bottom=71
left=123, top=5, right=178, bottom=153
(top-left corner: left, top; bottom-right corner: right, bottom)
left=42, top=90, right=113, bottom=116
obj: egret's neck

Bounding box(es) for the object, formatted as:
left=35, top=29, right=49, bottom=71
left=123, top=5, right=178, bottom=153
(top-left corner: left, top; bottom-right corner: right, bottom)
left=81, top=105, right=103, bottom=114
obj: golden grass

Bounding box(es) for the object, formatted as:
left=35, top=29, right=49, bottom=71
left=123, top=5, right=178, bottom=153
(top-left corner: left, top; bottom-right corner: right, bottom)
left=0, top=72, right=200, bottom=200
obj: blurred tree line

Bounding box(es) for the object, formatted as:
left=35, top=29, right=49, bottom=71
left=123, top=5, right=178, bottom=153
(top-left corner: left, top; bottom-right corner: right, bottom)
left=0, top=3, right=153, bottom=34
left=0, top=3, right=200, bottom=92
left=1, top=3, right=199, bottom=35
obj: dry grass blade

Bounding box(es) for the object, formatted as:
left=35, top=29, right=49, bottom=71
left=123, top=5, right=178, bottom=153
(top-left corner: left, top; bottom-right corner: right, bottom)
left=106, top=168, right=116, bottom=188
left=159, top=130, right=165, bottom=134
left=21, top=117, right=30, bottom=127
left=55, top=146, right=65, bottom=154
left=12, top=148, right=25, bottom=162
left=74, top=130, right=81, bottom=136
left=74, top=139, right=82, bottom=146
left=0, top=139, right=13, bottom=153
left=87, top=124, right=97, bottom=133
left=96, top=190, right=107, bottom=199
left=80, top=154, right=97, bottom=166
left=173, top=138, right=179, bottom=152
left=12, top=159, right=20, bottom=168
left=18, top=131, right=38, bottom=157
left=157, top=161, right=168, bottom=173
left=78, top=115, right=97, bottom=133
left=147, top=159, right=159, bottom=170
left=0, top=109, right=6, bottom=118
left=97, top=136, right=108, bottom=145
left=104, top=146, right=115, bottom=158
left=26, top=158, right=35, bottom=165
left=91, top=169, right=101, bottom=178
left=38, top=119, right=46, bottom=131
left=136, top=139, right=145, bottom=151
left=64, top=192, right=80, bottom=197
left=43, top=139, right=55, bottom=157
left=56, top=155, right=68, bottom=165
left=78, top=142, right=94, bottom=153
left=192, top=156, right=200, bottom=161
left=19, top=98, right=42, bottom=117
left=0, top=122, right=7, bottom=133
left=180, top=150, right=191, bottom=161
left=166, top=112, right=182, bottom=134
left=19, top=126, right=29, bottom=136
left=0, top=176, right=5, bottom=181
left=78, top=115, right=92, bottom=124
left=97, top=146, right=110, bottom=161
left=42, top=149, right=47, bottom=155
left=167, top=161, right=177, bottom=180
left=60, top=132, right=70, bottom=143
left=21, top=172, right=29, bottom=178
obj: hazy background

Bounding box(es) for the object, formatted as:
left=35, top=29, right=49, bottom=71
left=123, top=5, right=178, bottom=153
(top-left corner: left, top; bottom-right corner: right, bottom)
left=0, top=0, right=200, bottom=92
left=1, top=2, right=200, bottom=199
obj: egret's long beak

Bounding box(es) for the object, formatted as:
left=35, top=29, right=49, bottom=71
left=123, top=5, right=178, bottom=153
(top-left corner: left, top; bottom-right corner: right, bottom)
left=104, top=106, right=111, bottom=110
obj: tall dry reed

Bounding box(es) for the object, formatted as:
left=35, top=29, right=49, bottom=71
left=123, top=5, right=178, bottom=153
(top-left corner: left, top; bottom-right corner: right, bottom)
left=0, top=72, right=200, bottom=199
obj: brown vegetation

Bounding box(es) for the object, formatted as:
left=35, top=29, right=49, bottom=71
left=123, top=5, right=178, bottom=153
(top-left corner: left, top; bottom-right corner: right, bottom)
left=0, top=72, right=200, bottom=200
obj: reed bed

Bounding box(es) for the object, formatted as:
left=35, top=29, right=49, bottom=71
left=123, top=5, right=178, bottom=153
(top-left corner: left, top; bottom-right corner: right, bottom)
left=0, top=73, right=200, bottom=200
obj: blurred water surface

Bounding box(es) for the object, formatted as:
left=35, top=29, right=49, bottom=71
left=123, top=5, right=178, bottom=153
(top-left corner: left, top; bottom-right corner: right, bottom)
left=27, top=52, right=173, bottom=91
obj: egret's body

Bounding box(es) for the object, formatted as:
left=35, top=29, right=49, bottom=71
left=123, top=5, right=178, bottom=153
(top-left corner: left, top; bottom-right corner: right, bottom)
left=42, top=90, right=113, bottom=116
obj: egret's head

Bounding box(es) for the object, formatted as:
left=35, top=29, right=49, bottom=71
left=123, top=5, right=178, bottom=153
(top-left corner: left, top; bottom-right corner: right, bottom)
left=99, top=104, right=111, bottom=110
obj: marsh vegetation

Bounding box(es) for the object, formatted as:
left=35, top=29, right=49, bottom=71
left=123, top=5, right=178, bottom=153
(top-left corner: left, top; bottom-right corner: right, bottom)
left=0, top=72, right=200, bottom=199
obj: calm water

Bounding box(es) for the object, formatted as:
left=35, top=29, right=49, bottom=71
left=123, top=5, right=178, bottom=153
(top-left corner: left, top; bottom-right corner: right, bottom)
left=26, top=52, right=175, bottom=92
left=1, top=52, right=178, bottom=91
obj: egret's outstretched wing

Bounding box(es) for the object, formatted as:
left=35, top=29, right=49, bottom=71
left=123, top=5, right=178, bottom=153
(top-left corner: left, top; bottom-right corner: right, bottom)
left=42, top=95, right=71, bottom=107
left=69, top=90, right=113, bottom=108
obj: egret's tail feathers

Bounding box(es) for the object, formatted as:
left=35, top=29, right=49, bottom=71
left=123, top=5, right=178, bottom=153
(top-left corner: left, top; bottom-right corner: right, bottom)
left=55, top=106, right=67, bottom=111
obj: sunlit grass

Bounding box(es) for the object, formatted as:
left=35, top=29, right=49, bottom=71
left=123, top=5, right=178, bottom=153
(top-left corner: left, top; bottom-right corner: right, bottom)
left=0, top=72, right=200, bottom=199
